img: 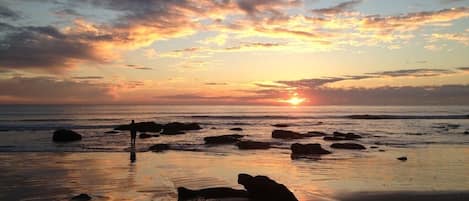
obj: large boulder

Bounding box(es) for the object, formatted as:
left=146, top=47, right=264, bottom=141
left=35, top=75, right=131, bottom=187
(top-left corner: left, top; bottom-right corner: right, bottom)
left=177, top=187, right=248, bottom=200
left=238, top=173, right=298, bottom=201
left=330, top=143, right=366, bottom=150
left=237, top=140, right=270, bottom=150
left=204, top=134, right=244, bottom=144
left=114, top=121, right=162, bottom=132
left=291, top=143, right=331, bottom=155
left=272, top=130, right=304, bottom=139
left=52, top=129, right=82, bottom=142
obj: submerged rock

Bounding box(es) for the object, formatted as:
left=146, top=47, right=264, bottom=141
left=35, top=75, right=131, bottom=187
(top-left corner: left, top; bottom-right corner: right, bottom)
left=204, top=134, right=244, bottom=144
left=291, top=143, right=331, bottom=156
left=177, top=187, right=248, bottom=200
left=272, top=130, right=304, bottom=139
left=397, top=156, right=408, bottom=161
left=104, top=130, right=119, bottom=134
left=238, top=173, right=298, bottom=201
left=237, top=140, right=270, bottom=150
left=464, top=131, right=469, bottom=134
left=114, top=121, right=162, bottom=132
left=160, top=130, right=185, bottom=135
left=52, top=129, right=82, bottom=142
left=323, top=132, right=362, bottom=141
left=330, top=143, right=366, bottom=150
left=71, top=193, right=91, bottom=201
left=148, top=144, right=170, bottom=152
left=160, top=122, right=202, bottom=135
left=304, top=131, right=327, bottom=137
left=230, top=127, right=243, bottom=131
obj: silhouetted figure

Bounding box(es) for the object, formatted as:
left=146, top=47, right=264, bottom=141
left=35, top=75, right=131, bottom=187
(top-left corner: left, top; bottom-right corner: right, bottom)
left=130, top=120, right=137, bottom=145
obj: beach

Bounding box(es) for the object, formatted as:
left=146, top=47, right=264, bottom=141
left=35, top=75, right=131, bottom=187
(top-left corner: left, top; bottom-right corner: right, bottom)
left=0, top=105, right=468, bottom=200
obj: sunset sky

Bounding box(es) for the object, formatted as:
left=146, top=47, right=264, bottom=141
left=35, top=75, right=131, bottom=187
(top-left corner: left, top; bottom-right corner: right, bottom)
left=0, top=0, right=468, bottom=105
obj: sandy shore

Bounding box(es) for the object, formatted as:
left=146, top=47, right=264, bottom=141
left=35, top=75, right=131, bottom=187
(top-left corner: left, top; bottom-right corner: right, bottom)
left=0, top=144, right=468, bottom=201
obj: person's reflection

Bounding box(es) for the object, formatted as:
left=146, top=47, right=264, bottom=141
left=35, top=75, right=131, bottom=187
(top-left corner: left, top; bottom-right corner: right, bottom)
left=130, top=143, right=136, bottom=163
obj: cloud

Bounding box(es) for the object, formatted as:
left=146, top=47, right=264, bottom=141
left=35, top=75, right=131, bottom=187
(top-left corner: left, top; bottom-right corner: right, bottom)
left=366, top=68, right=455, bottom=78
left=428, top=32, right=469, bottom=45
left=0, top=22, right=112, bottom=73
left=0, top=5, right=20, bottom=20
left=458, top=67, right=469, bottom=71
left=312, top=0, right=362, bottom=15
left=224, top=42, right=285, bottom=51
left=71, top=76, right=104, bottom=80
left=205, top=82, right=228, bottom=86
left=0, top=76, right=113, bottom=103
left=126, top=64, right=152, bottom=70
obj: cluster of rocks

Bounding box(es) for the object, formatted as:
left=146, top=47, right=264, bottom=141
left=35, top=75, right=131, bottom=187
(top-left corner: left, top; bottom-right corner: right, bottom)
left=178, top=173, right=298, bottom=201
left=323, top=131, right=362, bottom=141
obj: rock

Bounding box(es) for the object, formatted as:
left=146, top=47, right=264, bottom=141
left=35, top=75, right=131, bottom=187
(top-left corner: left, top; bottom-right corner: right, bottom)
left=304, top=131, right=327, bottom=137
left=164, top=122, right=202, bottom=131
left=379, top=149, right=386, bottom=152
left=272, top=130, right=304, bottom=139
left=330, top=143, right=366, bottom=150
left=238, top=173, right=298, bottom=201
left=370, top=146, right=379, bottom=149
left=464, top=131, right=469, bottom=134
left=291, top=143, right=331, bottom=155
left=237, top=140, right=270, bottom=150
left=210, top=127, right=217, bottom=129
left=204, top=134, right=244, bottom=144
left=177, top=187, right=248, bottom=200
left=397, top=156, right=407, bottom=161
left=52, top=129, right=82, bottom=142
left=139, top=133, right=159, bottom=138
left=148, top=144, right=170, bottom=152
left=114, top=121, right=162, bottom=132
left=272, top=124, right=291, bottom=128
left=71, top=193, right=91, bottom=201
left=230, top=127, right=243, bottom=131
left=104, top=130, right=119, bottom=134
left=323, top=132, right=362, bottom=141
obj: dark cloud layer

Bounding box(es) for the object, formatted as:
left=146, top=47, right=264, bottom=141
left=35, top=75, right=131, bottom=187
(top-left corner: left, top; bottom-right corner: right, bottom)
left=312, top=0, right=362, bottom=15
left=0, top=5, right=20, bottom=20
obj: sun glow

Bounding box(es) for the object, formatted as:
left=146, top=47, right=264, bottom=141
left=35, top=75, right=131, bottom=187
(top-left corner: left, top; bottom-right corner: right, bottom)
left=281, top=93, right=306, bottom=105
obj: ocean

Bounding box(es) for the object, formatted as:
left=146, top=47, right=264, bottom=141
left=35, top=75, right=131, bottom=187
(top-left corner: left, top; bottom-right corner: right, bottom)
left=0, top=105, right=468, bottom=201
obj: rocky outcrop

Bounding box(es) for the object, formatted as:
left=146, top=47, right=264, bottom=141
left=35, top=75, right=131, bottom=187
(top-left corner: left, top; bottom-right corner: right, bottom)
left=160, top=122, right=202, bottom=135
left=204, top=134, right=244, bottom=144
left=272, top=130, right=304, bottom=139
left=52, top=129, right=82, bottom=142
left=236, top=140, right=270, bottom=150
left=330, top=143, right=366, bottom=150
left=291, top=143, right=331, bottom=156
left=238, top=173, right=298, bottom=201
left=114, top=121, right=162, bottom=132
left=177, top=187, right=248, bottom=200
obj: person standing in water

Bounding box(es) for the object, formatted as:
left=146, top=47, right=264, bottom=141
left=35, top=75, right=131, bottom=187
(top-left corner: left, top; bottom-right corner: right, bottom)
left=130, top=120, right=137, bottom=145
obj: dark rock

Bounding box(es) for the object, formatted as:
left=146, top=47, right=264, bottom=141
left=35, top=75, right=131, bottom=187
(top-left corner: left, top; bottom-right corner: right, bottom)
left=114, top=121, right=162, bottom=132
left=164, top=122, right=202, bottom=131
left=104, top=130, right=119, bottom=134
left=177, top=187, right=248, bottom=200
left=272, top=130, right=304, bottom=139
left=139, top=133, right=159, bottom=138
left=204, top=134, right=244, bottom=144
left=304, top=131, right=327, bottom=137
left=237, top=140, right=270, bottom=150
left=210, top=127, right=217, bottom=129
left=291, top=143, right=331, bottom=155
left=230, top=127, right=243, bottom=131
left=397, top=156, right=407, bottom=161
left=370, top=146, right=379, bottom=149
left=323, top=136, right=346, bottom=141
left=464, top=131, right=469, bottom=134
left=379, top=149, right=386, bottom=152
left=238, top=173, right=298, bottom=201
left=323, top=132, right=362, bottom=141
left=330, top=143, right=366, bottom=150
left=52, top=129, right=82, bottom=142
left=148, top=144, right=170, bottom=152
left=272, top=124, right=291, bottom=128
left=71, top=193, right=91, bottom=201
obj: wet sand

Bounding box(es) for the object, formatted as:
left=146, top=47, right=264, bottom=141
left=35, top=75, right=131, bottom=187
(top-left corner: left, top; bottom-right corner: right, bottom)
left=0, top=144, right=468, bottom=201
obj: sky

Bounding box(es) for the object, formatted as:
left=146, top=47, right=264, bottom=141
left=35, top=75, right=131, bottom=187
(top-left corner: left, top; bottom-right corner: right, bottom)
left=0, top=0, right=468, bottom=105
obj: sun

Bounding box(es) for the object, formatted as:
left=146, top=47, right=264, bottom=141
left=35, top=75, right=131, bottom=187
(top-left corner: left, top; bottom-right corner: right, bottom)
left=286, top=96, right=306, bottom=105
